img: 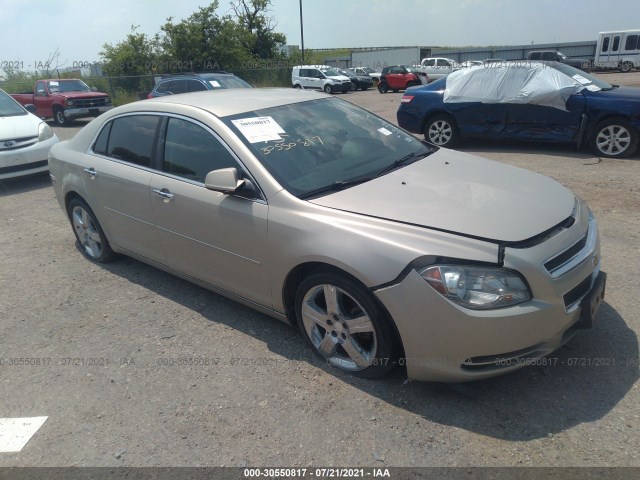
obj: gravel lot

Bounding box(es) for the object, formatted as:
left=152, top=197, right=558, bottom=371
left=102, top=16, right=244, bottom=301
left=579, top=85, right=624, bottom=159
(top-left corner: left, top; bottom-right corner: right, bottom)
left=0, top=71, right=638, bottom=469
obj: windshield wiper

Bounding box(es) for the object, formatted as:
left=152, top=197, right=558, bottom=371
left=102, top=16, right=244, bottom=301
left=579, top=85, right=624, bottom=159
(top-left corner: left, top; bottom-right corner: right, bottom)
left=299, top=176, right=375, bottom=200
left=376, top=149, right=433, bottom=178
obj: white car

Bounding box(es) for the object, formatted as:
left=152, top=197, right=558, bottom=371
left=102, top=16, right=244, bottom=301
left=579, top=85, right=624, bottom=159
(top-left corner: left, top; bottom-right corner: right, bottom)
left=349, top=67, right=382, bottom=82
left=419, top=57, right=459, bottom=81
left=291, top=65, right=352, bottom=94
left=0, top=89, right=58, bottom=179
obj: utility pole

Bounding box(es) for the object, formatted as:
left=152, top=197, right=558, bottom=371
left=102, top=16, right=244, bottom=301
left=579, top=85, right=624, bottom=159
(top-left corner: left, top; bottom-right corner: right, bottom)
left=299, top=0, right=305, bottom=63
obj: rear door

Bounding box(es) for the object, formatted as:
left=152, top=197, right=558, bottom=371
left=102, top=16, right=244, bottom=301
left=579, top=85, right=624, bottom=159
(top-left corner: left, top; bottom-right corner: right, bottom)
left=82, top=114, right=165, bottom=262
left=149, top=115, right=270, bottom=306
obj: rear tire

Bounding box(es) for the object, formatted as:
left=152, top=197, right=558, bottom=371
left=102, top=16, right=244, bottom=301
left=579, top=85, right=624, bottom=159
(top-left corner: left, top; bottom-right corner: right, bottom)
left=621, top=61, right=633, bottom=73
left=377, top=82, right=389, bottom=94
left=424, top=114, right=460, bottom=148
left=67, top=198, right=117, bottom=263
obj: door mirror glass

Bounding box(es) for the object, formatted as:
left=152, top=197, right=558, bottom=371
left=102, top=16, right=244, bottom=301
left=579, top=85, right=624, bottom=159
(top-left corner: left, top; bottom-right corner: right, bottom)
left=205, top=168, right=245, bottom=193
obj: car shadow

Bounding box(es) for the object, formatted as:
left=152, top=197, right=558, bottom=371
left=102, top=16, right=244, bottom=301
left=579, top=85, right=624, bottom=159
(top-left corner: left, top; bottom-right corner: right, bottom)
left=98, top=254, right=638, bottom=442
left=0, top=171, right=51, bottom=197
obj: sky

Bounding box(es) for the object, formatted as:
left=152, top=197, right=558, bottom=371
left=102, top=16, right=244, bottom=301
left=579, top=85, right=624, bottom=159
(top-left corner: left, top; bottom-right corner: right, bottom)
left=0, top=0, right=638, bottom=72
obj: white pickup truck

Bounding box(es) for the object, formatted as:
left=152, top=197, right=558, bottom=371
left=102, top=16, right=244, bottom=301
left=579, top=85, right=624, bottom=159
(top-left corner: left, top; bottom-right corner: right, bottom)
left=418, top=57, right=459, bottom=81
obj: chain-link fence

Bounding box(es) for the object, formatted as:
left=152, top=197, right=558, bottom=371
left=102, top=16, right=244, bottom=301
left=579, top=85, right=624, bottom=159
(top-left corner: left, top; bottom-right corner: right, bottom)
left=1, top=68, right=293, bottom=106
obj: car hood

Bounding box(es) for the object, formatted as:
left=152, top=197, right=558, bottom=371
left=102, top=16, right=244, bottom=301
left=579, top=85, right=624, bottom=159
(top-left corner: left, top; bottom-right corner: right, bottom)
left=309, top=148, right=575, bottom=243
left=327, top=75, right=351, bottom=82
left=590, top=86, right=640, bottom=101
left=0, top=113, right=40, bottom=140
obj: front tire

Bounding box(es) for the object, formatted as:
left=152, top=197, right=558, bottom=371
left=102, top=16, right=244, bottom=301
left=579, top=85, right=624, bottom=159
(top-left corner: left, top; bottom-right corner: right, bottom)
left=590, top=118, right=638, bottom=158
left=295, top=270, right=398, bottom=379
left=67, top=198, right=116, bottom=263
left=424, top=114, right=460, bottom=148
left=53, top=106, right=67, bottom=126
left=377, top=82, right=389, bottom=94
left=323, top=84, right=333, bottom=94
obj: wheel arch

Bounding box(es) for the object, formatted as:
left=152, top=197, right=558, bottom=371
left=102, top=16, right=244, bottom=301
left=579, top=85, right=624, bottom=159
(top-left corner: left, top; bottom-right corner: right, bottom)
left=420, top=109, right=458, bottom=136
left=586, top=113, right=637, bottom=140
left=281, top=261, right=406, bottom=358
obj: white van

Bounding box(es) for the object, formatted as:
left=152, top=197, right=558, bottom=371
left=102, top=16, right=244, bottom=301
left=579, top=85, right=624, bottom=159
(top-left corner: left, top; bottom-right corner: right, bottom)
left=291, top=65, right=352, bottom=94
left=594, top=30, right=640, bottom=72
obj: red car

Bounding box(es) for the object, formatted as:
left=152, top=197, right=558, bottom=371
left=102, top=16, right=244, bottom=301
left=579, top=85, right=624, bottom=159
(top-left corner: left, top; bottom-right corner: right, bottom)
left=378, top=66, right=429, bottom=93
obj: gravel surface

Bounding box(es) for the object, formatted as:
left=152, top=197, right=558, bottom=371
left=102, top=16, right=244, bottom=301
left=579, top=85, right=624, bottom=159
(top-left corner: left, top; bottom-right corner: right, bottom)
left=0, top=71, right=638, bottom=468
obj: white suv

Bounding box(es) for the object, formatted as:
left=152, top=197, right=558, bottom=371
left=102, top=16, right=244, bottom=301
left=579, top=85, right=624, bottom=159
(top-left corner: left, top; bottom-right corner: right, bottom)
left=418, top=57, right=459, bottom=81
left=291, top=65, right=352, bottom=94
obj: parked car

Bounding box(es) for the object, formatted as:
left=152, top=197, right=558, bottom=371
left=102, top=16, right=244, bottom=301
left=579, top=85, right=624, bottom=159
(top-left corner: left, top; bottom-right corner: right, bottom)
left=527, top=50, right=591, bottom=71
left=10, top=79, right=112, bottom=126
left=0, top=89, right=59, bottom=179
left=418, top=57, right=458, bottom=81
left=148, top=72, right=252, bottom=98
left=49, top=88, right=605, bottom=382
left=338, top=68, right=373, bottom=91
left=398, top=61, right=640, bottom=158
left=483, top=58, right=507, bottom=65
left=378, top=66, right=428, bottom=93
left=291, top=65, right=352, bottom=93
left=349, top=67, right=382, bottom=83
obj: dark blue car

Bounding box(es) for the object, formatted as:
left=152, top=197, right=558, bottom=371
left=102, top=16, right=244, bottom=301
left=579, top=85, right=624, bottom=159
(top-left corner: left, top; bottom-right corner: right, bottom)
left=397, top=62, right=640, bottom=158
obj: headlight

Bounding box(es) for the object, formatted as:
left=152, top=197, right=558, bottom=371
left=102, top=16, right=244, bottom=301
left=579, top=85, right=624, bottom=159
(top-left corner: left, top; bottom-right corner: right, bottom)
left=38, top=123, right=54, bottom=142
left=419, top=265, right=531, bottom=309
left=67, top=100, right=74, bottom=107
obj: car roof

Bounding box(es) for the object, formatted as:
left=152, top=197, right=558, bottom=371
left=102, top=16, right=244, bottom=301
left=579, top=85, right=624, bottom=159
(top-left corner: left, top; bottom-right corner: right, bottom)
left=141, top=88, right=325, bottom=118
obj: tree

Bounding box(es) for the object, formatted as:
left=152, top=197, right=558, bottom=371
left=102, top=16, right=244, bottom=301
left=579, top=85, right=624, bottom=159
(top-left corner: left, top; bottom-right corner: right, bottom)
left=100, top=26, right=161, bottom=77
left=230, top=0, right=286, bottom=59
left=160, top=2, right=249, bottom=71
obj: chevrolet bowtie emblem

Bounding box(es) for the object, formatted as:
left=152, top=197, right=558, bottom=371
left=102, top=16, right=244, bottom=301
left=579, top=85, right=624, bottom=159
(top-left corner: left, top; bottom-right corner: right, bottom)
left=4, top=141, right=15, bottom=148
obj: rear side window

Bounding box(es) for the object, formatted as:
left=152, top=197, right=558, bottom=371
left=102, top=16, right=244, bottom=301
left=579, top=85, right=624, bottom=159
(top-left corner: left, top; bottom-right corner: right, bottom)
left=541, top=52, right=557, bottom=60
left=155, top=81, right=171, bottom=94
left=170, top=79, right=188, bottom=94
left=602, top=37, right=610, bottom=52
left=93, top=122, right=112, bottom=155
left=424, top=59, right=436, bottom=67
left=625, top=35, right=638, bottom=51
left=163, top=118, right=239, bottom=183
left=612, top=36, right=620, bottom=51
left=188, top=80, right=208, bottom=92
left=107, top=115, right=160, bottom=167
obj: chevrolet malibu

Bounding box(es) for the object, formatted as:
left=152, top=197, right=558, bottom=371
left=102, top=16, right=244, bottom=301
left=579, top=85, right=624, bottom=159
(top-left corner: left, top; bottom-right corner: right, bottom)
left=48, top=89, right=605, bottom=382
left=0, top=89, right=58, bottom=179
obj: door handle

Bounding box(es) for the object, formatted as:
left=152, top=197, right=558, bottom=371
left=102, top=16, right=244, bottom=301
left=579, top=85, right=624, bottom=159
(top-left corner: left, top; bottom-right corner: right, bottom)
left=153, top=188, right=174, bottom=203
left=83, top=167, right=97, bottom=178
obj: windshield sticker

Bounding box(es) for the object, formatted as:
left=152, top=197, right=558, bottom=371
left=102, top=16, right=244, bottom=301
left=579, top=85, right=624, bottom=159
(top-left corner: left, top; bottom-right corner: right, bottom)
left=260, top=135, right=323, bottom=155
left=378, top=127, right=393, bottom=136
left=585, top=84, right=601, bottom=92
left=49, top=81, right=59, bottom=86
left=209, top=80, right=221, bottom=88
left=572, top=74, right=591, bottom=85
left=232, top=116, right=285, bottom=143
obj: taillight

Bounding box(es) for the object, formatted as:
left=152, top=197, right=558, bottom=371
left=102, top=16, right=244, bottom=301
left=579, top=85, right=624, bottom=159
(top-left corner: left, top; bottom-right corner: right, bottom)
left=401, top=95, right=414, bottom=103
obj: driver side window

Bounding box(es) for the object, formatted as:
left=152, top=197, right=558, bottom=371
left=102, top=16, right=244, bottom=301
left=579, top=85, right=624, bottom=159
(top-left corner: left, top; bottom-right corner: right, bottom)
left=163, top=118, right=240, bottom=183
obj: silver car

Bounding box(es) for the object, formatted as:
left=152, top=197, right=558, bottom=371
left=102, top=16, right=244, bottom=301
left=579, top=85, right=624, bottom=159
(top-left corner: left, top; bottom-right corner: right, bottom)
left=49, top=89, right=606, bottom=382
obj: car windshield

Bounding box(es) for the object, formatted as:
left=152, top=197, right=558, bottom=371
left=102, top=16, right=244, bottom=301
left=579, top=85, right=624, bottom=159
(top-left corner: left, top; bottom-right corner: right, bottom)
left=47, top=80, right=91, bottom=93
left=223, top=97, right=433, bottom=198
left=549, top=63, right=613, bottom=89
left=0, top=90, right=28, bottom=117
left=202, top=75, right=252, bottom=89
left=320, top=68, right=341, bottom=77
left=363, top=68, right=377, bottom=74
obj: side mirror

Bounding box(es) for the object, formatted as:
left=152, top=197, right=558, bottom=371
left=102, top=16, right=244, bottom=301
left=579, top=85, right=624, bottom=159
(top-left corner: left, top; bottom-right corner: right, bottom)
left=91, top=87, right=97, bottom=92
left=24, top=104, right=37, bottom=114
left=205, top=168, right=245, bottom=193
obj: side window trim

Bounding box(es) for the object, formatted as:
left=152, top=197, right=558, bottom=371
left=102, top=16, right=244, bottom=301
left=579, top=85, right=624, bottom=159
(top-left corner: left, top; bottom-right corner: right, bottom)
left=157, top=113, right=266, bottom=202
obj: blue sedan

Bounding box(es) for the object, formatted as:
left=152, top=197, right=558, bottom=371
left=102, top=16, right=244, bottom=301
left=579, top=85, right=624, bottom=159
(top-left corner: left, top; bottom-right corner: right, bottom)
left=397, top=62, right=640, bottom=158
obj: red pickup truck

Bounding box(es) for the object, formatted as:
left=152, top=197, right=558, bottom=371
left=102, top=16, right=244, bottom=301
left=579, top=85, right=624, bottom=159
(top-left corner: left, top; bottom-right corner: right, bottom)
left=11, top=79, right=113, bottom=126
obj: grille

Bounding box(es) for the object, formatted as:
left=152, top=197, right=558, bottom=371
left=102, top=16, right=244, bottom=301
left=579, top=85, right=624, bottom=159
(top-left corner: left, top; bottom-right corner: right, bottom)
left=544, top=232, right=589, bottom=273
left=0, top=159, right=48, bottom=175
left=74, top=97, right=110, bottom=108
left=563, top=275, right=591, bottom=309
left=0, top=136, right=38, bottom=151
